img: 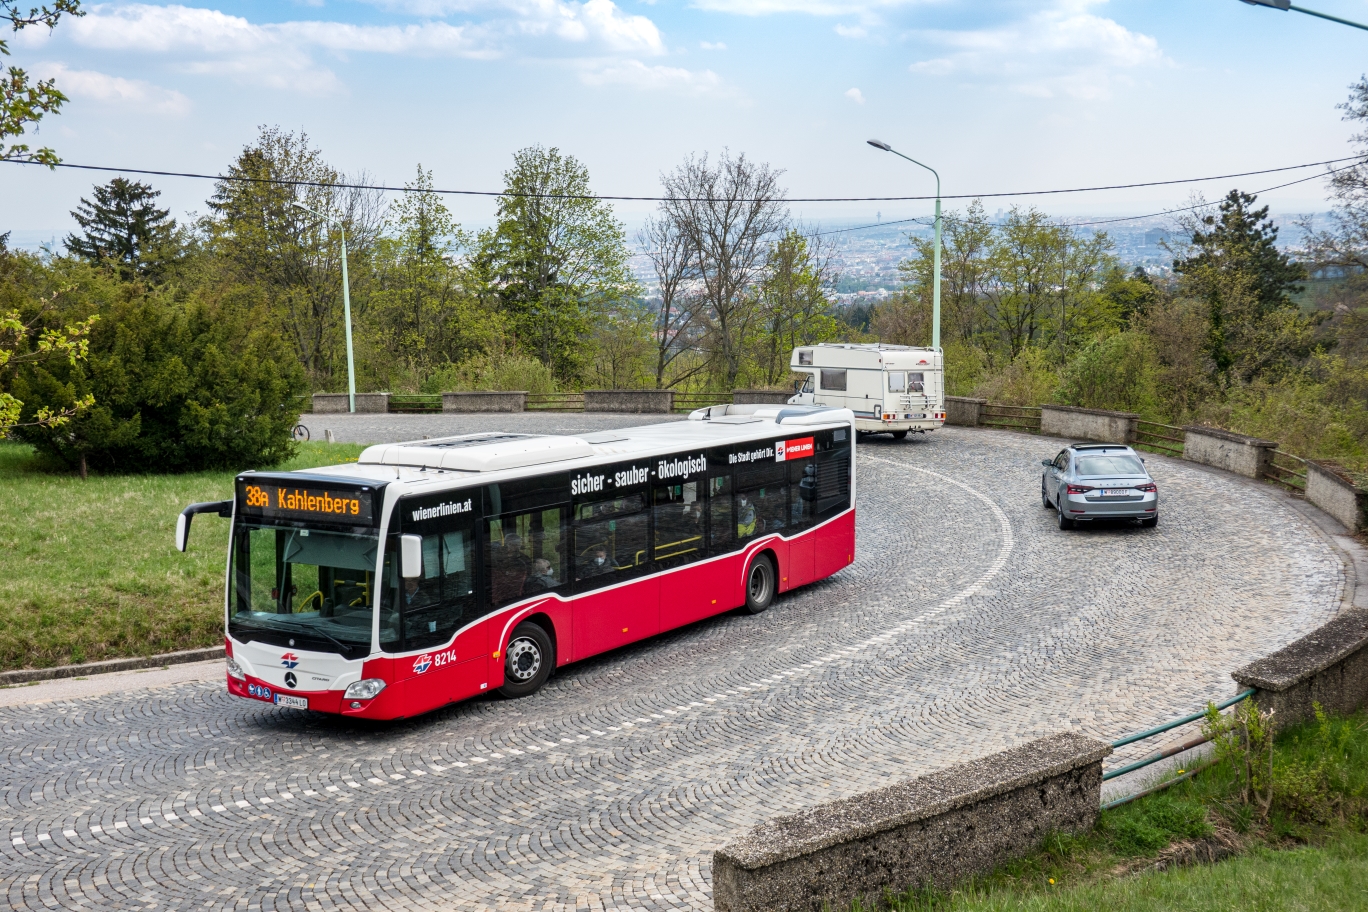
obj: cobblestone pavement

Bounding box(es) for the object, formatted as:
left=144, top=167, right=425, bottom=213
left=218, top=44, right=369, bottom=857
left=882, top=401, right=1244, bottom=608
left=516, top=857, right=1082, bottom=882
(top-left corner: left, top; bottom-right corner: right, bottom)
left=0, top=427, right=1352, bottom=911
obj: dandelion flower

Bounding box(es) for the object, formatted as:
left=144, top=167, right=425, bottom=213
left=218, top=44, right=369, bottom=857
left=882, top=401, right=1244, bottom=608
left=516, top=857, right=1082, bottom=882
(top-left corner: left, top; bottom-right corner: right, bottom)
left=1049, top=879, right=1055, bottom=885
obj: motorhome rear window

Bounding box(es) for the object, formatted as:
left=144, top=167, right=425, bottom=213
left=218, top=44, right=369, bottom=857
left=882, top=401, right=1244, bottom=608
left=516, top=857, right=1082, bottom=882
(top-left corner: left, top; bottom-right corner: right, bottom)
left=820, top=369, right=846, bottom=391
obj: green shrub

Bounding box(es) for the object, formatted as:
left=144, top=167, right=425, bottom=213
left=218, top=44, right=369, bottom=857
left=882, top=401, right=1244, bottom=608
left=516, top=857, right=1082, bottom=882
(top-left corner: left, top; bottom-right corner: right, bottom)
left=1055, top=332, right=1163, bottom=418
left=421, top=348, right=558, bottom=394
left=12, top=286, right=305, bottom=473
left=973, top=347, right=1059, bottom=406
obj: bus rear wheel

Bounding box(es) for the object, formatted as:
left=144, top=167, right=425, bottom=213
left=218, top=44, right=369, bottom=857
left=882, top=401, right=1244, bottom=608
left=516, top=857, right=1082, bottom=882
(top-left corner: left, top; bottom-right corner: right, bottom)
left=744, top=554, right=776, bottom=614
left=499, top=622, right=554, bottom=698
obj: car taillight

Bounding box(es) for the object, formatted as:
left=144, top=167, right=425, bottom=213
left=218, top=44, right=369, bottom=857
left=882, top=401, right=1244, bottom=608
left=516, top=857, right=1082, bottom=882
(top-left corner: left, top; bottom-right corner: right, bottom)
left=1066, top=484, right=1093, bottom=494
left=1138, top=483, right=1157, bottom=493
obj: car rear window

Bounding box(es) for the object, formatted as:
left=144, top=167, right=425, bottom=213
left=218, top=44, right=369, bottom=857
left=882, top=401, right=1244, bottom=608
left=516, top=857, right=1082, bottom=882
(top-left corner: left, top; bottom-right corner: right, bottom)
left=1076, top=455, right=1145, bottom=476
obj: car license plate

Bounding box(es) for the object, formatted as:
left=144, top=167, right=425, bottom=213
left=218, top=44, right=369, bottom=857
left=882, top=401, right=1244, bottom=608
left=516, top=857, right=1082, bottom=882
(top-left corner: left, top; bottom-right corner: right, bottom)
left=275, top=694, right=308, bottom=710
left=1103, top=489, right=1131, bottom=496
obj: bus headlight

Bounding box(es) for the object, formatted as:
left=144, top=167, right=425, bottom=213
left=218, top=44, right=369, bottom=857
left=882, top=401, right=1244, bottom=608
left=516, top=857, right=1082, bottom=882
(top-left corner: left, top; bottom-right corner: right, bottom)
left=226, top=657, right=246, bottom=681
left=344, top=679, right=386, bottom=701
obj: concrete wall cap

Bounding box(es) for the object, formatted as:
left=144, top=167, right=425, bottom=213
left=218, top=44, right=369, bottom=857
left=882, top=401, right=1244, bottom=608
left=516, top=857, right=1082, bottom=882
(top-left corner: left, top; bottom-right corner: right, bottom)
left=945, top=396, right=987, bottom=404
left=714, top=732, right=1111, bottom=871
left=1233, top=607, right=1368, bottom=691
left=1308, top=461, right=1361, bottom=492
left=1182, top=425, right=1278, bottom=448
left=1041, top=404, right=1140, bottom=419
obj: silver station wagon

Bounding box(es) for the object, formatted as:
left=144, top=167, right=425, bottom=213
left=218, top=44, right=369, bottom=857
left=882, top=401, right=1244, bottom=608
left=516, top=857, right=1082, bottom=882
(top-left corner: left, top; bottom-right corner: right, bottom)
left=1041, top=444, right=1159, bottom=529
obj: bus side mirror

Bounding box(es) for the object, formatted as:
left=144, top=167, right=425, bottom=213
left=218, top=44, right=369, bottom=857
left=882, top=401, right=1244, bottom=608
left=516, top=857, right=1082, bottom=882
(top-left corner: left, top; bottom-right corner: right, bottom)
left=400, top=534, right=423, bottom=579
left=176, top=500, right=233, bottom=552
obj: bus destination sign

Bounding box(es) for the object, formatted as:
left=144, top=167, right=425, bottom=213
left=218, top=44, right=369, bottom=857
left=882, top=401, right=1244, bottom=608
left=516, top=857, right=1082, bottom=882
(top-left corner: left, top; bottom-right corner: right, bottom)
left=237, top=480, right=375, bottom=525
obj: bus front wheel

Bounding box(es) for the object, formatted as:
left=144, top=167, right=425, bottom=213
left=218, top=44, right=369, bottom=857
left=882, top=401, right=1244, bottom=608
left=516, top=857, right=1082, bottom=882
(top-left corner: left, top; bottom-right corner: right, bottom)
left=500, top=622, right=554, bottom=698
left=744, top=555, right=776, bottom=614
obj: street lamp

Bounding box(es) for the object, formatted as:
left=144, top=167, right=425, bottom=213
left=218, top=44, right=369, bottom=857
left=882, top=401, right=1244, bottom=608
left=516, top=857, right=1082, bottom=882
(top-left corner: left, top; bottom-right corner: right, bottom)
left=868, top=139, right=942, bottom=351
left=1240, top=0, right=1368, bottom=31
left=292, top=202, right=357, bottom=414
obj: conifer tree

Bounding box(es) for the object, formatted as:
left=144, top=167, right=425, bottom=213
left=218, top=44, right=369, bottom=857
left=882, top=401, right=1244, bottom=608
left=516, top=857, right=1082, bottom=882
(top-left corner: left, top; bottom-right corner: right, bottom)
left=65, top=178, right=179, bottom=280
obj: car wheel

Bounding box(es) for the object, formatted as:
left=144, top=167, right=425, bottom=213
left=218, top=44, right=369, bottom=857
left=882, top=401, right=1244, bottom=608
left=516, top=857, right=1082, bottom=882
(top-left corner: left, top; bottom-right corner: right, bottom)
left=1140, top=515, right=1158, bottom=528
left=1042, top=482, right=1052, bottom=509
left=891, top=430, right=908, bottom=440
left=743, top=554, right=776, bottom=614
left=499, top=622, right=554, bottom=698
left=1057, top=502, right=1074, bottom=530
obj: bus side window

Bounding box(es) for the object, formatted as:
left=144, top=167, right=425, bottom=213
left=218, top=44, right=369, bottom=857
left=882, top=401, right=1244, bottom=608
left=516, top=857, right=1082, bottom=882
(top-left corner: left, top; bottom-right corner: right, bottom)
left=813, top=431, right=852, bottom=520
left=653, top=481, right=702, bottom=567
left=486, top=507, right=568, bottom=607
left=789, top=459, right=813, bottom=530
left=888, top=371, right=906, bottom=393
left=736, top=458, right=787, bottom=541
left=707, top=475, right=733, bottom=555
left=573, top=492, right=649, bottom=587
left=381, top=507, right=479, bottom=653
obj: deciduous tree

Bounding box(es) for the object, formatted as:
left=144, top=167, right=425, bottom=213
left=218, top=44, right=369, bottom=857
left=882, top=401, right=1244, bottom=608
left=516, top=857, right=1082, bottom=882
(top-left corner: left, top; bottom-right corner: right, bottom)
left=1, top=1, right=81, bottom=166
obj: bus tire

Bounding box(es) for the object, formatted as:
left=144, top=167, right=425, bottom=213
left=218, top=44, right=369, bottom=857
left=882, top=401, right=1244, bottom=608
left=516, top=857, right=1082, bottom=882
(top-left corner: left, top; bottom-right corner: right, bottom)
left=891, top=430, right=908, bottom=440
left=499, top=622, right=554, bottom=698
left=744, top=554, right=776, bottom=614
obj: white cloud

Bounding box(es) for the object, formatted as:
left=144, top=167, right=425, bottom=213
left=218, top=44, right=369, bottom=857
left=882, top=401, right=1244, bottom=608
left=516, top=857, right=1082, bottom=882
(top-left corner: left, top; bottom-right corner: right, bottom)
left=700, top=40, right=727, bottom=50
left=580, top=59, right=725, bottom=95
left=908, top=0, right=1164, bottom=100
left=834, top=24, right=866, bottom=38
left=32, top=62, right=192, bottom=115
left=844, top=86, right=864, bottom=104
left=62, top=2, right=665, bottom=93
left=689, top=0, right=916, bottom=15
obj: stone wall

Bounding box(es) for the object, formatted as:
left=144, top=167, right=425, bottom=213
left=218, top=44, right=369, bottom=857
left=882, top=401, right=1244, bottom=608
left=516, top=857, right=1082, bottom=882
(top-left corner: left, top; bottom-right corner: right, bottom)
left=945, top=396, right=986, bottom=427
left=583, top=389, right=675, bottom=413
left=1039, top=405, right=1137, bottom=445
left=712, top=733, right=1111, bottom=912
left=1305, top=462, right=1367, bottom=534
left=442, top=391, right=526, bottom=413
left=733, top=389, right=794, bottom=405
left=1234, top=608, right=1368, bottom=730
left=312, top=393, right=391, bottom=414
left=1181, top=425, right=1277, bottom=479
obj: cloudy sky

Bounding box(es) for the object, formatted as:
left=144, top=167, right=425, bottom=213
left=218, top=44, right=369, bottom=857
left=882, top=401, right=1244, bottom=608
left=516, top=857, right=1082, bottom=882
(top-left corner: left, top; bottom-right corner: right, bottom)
left=3, top=0, right=1367, bottom=240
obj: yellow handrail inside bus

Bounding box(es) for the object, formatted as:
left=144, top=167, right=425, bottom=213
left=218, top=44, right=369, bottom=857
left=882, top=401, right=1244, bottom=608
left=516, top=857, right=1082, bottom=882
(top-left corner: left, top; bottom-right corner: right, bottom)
left=297, top=590, right=323, bottom=612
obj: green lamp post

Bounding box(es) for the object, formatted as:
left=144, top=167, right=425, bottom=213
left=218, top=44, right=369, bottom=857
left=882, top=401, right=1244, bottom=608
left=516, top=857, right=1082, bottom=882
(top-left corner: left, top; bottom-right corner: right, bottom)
left=868, top=139, right=942, bottom=351
left=292, top=201, right=357, bottom=414
left=1240, top=0, right=1368, bottom=31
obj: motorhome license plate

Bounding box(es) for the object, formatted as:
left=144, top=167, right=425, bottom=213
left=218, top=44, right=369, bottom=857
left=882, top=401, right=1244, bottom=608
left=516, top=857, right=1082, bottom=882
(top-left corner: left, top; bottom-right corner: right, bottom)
left=1103, top=489, right=1131, bottom=496
left=275, top=694, right=308, bottom=709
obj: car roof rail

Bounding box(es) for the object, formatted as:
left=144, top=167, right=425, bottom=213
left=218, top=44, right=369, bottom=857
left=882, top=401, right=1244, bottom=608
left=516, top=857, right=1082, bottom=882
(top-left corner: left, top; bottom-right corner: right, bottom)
left=1070, top=443, right=1130, bottom=451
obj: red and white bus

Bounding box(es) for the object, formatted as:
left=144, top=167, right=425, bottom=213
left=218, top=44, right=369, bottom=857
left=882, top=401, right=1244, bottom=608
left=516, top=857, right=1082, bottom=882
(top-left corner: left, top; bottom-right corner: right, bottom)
left=175, top=404, right=856, bottom=720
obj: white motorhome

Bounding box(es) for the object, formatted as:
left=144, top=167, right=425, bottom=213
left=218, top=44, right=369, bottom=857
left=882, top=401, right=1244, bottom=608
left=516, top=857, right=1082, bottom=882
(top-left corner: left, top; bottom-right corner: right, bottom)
left=788, top=343, right=945, bottom=437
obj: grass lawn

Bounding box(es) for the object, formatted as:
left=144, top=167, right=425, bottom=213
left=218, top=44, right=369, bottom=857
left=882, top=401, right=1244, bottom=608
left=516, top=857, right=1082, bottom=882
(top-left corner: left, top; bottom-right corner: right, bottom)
left=0, top=441, right=366, bottom=671
left=864, top=709, right=1368, bottom=912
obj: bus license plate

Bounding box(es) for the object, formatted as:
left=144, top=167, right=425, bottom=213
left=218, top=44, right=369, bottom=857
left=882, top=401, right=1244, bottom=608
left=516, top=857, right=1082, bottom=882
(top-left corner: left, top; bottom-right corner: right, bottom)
left=1103, top=489, right=1131, bottom=496
left=275, top=694, right=308, bottom=710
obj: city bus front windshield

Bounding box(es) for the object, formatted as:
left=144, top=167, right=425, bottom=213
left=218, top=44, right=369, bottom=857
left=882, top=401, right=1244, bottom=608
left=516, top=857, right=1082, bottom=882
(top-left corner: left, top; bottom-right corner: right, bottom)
left=229, top=523, right=378, bottom=658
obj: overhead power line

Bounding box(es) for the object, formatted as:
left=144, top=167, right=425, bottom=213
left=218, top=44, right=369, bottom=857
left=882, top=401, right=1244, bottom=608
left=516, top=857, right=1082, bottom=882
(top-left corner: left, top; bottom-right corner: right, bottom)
left=1, top=154, right=1361, bottom=204
left=812, top=162, right=1359, bottom=239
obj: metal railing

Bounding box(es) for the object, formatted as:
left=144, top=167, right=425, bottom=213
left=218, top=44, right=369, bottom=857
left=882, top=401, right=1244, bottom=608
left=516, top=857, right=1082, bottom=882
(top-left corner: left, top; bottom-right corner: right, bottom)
left=1264, top=450, right=1309, bottom=493
left=1100, top=689, right=1254, bottom=810
left=981, top=404, right=1041, bottom=433
left=1134, top=420, right=1184, bottom=458
left=525, top=392, right=584, bottom=412
left=387, top=394, right=442, bottom=414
